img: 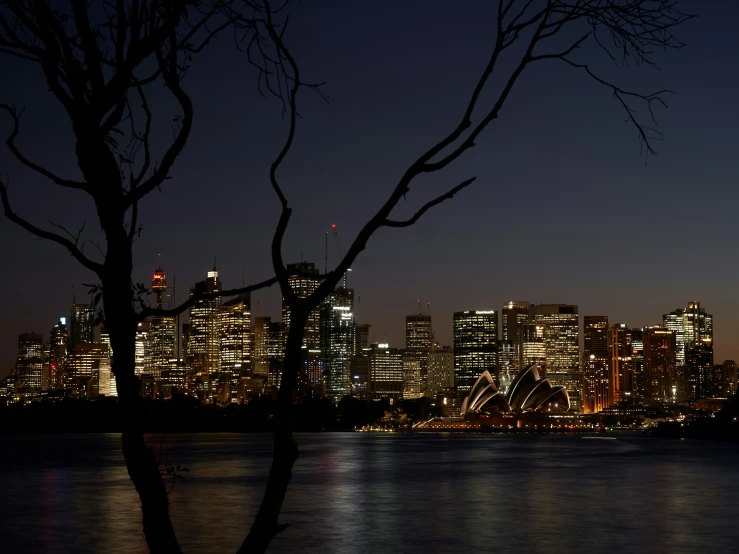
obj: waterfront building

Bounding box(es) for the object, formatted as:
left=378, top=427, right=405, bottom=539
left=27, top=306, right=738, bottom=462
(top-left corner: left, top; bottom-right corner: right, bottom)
left=402, top=356, right=422, bottom=399
left=321, top=287, right=355, bottom=402
left=642, top=327, right=676, bottom=402
left=219, top=294, right=251, bottom=404
left=583, top=316, right=609, bottom=413
left=406, top=313, right=433, bottom=392
left=15, top=333, right=43, bottom=397
left=453, top=310, right=498, bottom=392
left=187, top=268, right=222, bottom=391
left=529, top=304, right=581, bottom=411
left=427, top=346, right=454, bottom=397
left=369, top=343, right=404, bottom=397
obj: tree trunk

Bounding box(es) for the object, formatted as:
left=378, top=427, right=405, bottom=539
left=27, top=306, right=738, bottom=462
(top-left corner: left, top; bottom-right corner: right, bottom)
left=237, top=307, right=308, bottom=554
left=103, top=245, right=183, bottom=554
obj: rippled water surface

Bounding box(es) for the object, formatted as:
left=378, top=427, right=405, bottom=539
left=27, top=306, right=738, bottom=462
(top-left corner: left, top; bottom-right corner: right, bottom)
left=2, top=433, right=738, bottom=553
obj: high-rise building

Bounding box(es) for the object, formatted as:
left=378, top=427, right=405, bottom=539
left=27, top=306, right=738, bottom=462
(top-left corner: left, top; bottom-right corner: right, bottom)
left=631, top=328, right=644, bottom=398
left=453, top=310, right=498, bottom=392
left=609, top=323, right=632, bottom=403
left=642, top=327, right=676, bottom=403
left=69, top=302, right=94, bottom=351
left=354, top=323, right=371, bottom=356
left=267, top=321, right=284, bottom=388
left=583, top=316, right=609, bottom=413
left=497, top=340, right=519, bottom=393
left=282, top=262, right=321, bottom=350
left=15, top=333, right=44, bottom=397
left=426, top=346, right=454, bottom=397
left=529, top=304, right=580, bottom=411
left=685, top=343, right=714, bottom=401
left=720, top=360, right=737, bottom=397
left=135, top=321, right=150, bottom=375
left=321, top=287, right=355, bottom=402
left=48, top=317, right=68, bottom=390
left=252, top=316, right=271, bottom=379
left=369, top=343, right=404, bottom=397
left=187, top=268, right=222, bottom=380
left=66, top=342, right=110, bottom=393
left=502, top=301, right=530, bottom=342
left=402, top=356, right=422, bottom=399
left=520, top=323, right=547, bottom=371
left=405, top=313, right=433, bottom=392
left=220, top=294, right=251, bottom=404
left=148, top=268, right=176, bottom=380
left=663, top=301, right=713, bottom=366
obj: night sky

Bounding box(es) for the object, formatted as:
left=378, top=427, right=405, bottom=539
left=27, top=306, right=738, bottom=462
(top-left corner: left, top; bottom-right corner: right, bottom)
left=1, top=0, right=738, bottom=377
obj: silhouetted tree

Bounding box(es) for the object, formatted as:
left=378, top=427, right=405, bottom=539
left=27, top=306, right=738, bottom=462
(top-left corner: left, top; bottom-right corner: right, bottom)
left=246, top=1, right=691, bottom=551
left=0, top=1, right=304, bottom=552
left=1, top=1, right=693, bottom=553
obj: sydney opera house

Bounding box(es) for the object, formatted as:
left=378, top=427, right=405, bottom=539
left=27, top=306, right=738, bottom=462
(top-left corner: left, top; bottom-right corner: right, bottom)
left=460, top=364, right=570, bottom=418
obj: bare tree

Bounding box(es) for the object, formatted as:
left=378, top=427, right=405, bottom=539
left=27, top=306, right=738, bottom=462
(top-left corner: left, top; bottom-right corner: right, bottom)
left=1, top=0, right=692, bottom=553
left=238, top=0, right=691, bottom=552
left=0, top=1, right=291, bottom=552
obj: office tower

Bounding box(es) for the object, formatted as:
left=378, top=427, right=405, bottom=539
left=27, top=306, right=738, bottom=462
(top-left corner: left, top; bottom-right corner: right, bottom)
left=583, top=316, right=609, bottom=413
left=67, top=343, right=110, bottom=390
left=405, top=313, right=433, bottom=392
left=502, top=301, right=530, bottom=342
left=685, top=343, right=713, bottom=401
left=354, top=323, right=371, bottom=356
left=609, top=323, right=632, bottom=403
left=48, top=317, right=68, bottom=390
left=187, top=268, right=222, bottom=379
left=282, top=262, right=321, bottom=350
left=426, top=346, right=454, bottom=397
left=642, top=327, right=676, bottom=402
left=321, top=287, right=355, bottom=402
left=349, top=355, right=370, bottom=395
left=720, top=360, right=737, bottom=397
left=369, top=343, right=404, bottom=397
left=403, top=357, right=422, bottom=399
left=663, top=301, right=713, bottom=366
left=134, top=321, right=150, bottom=375
left=148, top=268, right=176, bottom=380
left=69, top=302, right=94, bottom=350
left=453, top=310, right=498, bottom=392
left=497, top=340, right=519, bottom=393
left=252, top=316, right=271, bottom=379
left=15, top=333, right=43, bottom=397
left=631, top=328, right=644, bottom=398
left=220, top=294, right=251, bottom=404
left=521, top=323, right=547, bottom=370
left=529, top=304, right=580, bottom=411
left=267, top=321, right=284, bottom=388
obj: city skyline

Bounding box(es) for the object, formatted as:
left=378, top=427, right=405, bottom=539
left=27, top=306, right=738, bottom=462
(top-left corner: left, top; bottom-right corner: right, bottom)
left=2, top=1, right=737, bottom=376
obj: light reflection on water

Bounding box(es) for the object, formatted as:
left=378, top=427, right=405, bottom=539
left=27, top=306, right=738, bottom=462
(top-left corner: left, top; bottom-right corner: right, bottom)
left=1, top=433, right=738, bottom=553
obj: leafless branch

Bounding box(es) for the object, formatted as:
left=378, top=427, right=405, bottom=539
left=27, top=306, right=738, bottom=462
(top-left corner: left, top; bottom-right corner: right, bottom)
left=384, top=178, right=477, bottom=228
left=0, top=176, right=102, bottom=273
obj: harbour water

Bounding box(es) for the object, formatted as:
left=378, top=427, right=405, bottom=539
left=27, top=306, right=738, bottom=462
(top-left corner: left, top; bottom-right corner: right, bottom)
left=2, top=432, right=738, bottom=553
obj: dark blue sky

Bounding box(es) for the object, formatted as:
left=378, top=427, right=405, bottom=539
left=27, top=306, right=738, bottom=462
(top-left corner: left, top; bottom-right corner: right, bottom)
left=1, top=0, right=737, bottom=376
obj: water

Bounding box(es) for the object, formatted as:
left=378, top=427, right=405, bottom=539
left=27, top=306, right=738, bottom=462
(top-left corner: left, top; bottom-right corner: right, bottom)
left=1, top=433, right=738, bottom=553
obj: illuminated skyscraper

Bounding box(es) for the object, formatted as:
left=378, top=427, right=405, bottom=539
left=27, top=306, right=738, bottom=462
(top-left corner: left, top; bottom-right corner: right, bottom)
left=16, top=333, right=43, bottom=397
left=220, top=294, right=251, bottom=403
left=282, top=262, right=321, bottom=350
left=520, top=323, right=547, bottom=370
left=427, top=346, right=454, bottom=397
left=66, top=342, right=110, bottom=395
left=609, top=323, right=632, bottom=403
left=402, top=356, right=422, bottom=399
left=663, top=301, right=713, bottom=366
left=135, top=321, right=150, bottom=375
left=69, top=302, right=94, bottom=351
left=453, top=310, right=498, bottom=392
left=252, top=316, right=271, bottom=379
left=685, top=343, right=713, bottom=401
left=48, top=317, right=68, bottom=390
left=529, top=304, right=580, bottom=411
left=405, top=313, right=433, bottom=392
left=267, top=321, right=284, bottom=388
left=642, top=327, right=676, bottom=402
left=187, top=268, right=222, bottom=379
left=631, top=328, right=644, bottom=398
left=148, top=268, right=176, bottom=380
left=321, top=287, right=355, bottom=402
left=502, top=301, right=530, bottom=342
left=354, top=323, right=371, bottom=356
left=369, top=343, right=404, bottom=397
left=583, top=316, right=609, bottom=413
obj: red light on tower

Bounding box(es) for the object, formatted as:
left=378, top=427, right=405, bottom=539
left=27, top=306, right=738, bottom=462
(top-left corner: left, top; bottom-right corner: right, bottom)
left=152, top=268, right=167, bottom=292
